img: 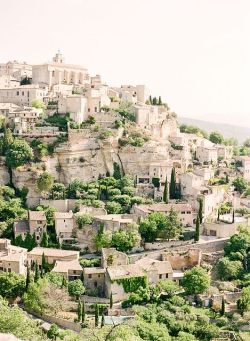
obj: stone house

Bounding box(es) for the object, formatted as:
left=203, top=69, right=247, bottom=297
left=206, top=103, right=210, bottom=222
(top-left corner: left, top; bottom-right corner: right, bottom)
left=14, top=210, right=47, bottom=244
left=135, top=257, right=173, bottom=283
left=58, top=95, right=88, bottom=123
left=29, top=211, right=47, bottom=244
left=236, top=156, right=250, bottom=181
left=0, top=239, right=27, bottom=275
left=52, top=259, right=83, bottom=281
left=0, top=85, right=48, bottom=106
left=92, top=214, right=135, bottom=233
left=83, top=267, right=106, bottom=296
left=28, top=247, right=79, bottom=267
left=132, top=203, right=194, bottom=227
left=202, top=222, right=237, bottom=238
left=54, top=211, right=75, bottom=244
left=216, top=145, right=233, bottom=160
left=196, top=145, right=218, bottom=164
left=162, top=248, right=202, bottom=271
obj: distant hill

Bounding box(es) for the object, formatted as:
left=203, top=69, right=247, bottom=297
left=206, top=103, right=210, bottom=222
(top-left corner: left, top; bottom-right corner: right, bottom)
left=178, top=117, right=250, bottom=144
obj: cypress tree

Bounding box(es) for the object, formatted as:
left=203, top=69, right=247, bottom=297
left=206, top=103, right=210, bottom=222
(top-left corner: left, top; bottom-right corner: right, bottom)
left=195, top=216, right=200, bottom=242
left=217, top=208, right=220, bottom=222
left=24, top=232, right=33, bottom=251
left=42, top=252, right=47, bottom=273
left=40, top=232, right=49, bottom=247
left=158, top=96, right=162, bottom=105
left=95, top=304, right=99, bottom=327
left=62, top=276, right=67, bottom=288
left=170, top=168, right=176, bottom=199
left=101, top=311, right=105, bottom=327
left=149, top=95, right=152, bottom=104
left=232, top=209, right=235, bottom=224
left=225, top=173, right=229, bottom=183
left=25, top=264, right=31, bottom=291
left=81, top=300, right=85, bottom=323
left=163, top=176, right=169, bottom=203
left=77, top=300, right=82, bottom=322
left=221, top=296, right=225, bottom=316
left=110, top=292, right=113, bottom=309
left=113, top=162, right=122, bottom=180
left=152, top=97, right=157, bottom=105
left=31, top=233, right=37, bottom=249
left=198, top=198, right=203, bottom=223
left=34, top=261, right=40, bottom=282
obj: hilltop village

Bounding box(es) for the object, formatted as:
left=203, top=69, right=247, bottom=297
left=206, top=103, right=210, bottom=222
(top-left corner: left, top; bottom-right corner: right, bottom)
left=0, top=53, right=250, bottom=341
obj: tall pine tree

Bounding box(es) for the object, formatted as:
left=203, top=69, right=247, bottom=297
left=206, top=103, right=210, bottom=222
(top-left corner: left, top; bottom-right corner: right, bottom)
left=158, top=96, right=162, bottom=105
left=95, top=304, right=99, bottom=327
left=40, top=232, right=49, bottom=247
left=25, top=264, right=31, bottom=291
left=170, top=168, right=177, bottom=199
left=77, top=300, right=82, bottom=322
left=110, top=292, right=113, bottom=309
left=163, top=176, right=169, bottom=203
left=198, top=198, right=203, bottom=223
left=81, top=300, right=85, bottom=323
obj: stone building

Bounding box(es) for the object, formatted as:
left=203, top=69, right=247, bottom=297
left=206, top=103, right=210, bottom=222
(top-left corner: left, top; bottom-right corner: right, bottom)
left=14, top=210, right=47, bottom=244
left=32, top=52, right=89, bottom=89
left=0, top=239, right=27, bottom=275
left=58, top=95, right=88, bottom=123
left=28, top=247, right=79, bottom=266
left=0, top=60, right=32, bottom=80
left=236, top=156, right=250, bottom=181
left=196, top=145, right=218, bottom=164
left=162, top=248, right=202, bottom=271
left=52, top=259, right=83, bottom=281
left=132, top=202, right=194, bottom=227
left=92, top=214, right=135, bottom=233
left=0, top=75, right=19, bottom=88
left=7, top=106, right=43, bottom=134
left=0, top=85, right=48, bottom=106
left=54, top=211, right=75, bottom=244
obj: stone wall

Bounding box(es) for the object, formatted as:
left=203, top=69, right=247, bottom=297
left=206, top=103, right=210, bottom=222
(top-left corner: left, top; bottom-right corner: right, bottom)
left=40, top=199, right=77, bottom=212
left=144, top=240, right=194, bottom=251
left=0, top=158, right=10, bottom=185
left=162, top=248, right=202, bottom=270
left=30, top=311, right=81, bottom=332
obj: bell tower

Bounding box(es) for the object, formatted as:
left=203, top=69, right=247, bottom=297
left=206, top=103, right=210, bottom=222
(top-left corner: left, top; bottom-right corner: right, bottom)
left=53, top=50, right=64, bottom=64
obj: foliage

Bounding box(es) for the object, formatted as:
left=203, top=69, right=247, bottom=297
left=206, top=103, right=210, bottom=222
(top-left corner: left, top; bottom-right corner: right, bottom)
left=47, top=323, right=60, bottom=340
left=163, top=175, right=168, bottom=203
left=209, top=131, right=224, bottom=144
left=106, top=201, right=123, bottom=214
left=111, top=228, right=140, bottom=252
left=36, top=172, right=54, bottom=195
left=115, top=276, right=148, bottom=293
left=232, top=177, right=248, bottom=193
left=79, top=258, right=101, bottom=268
left=0, top=296, right=46, bottom=341
left=195, top=216, right=200, bottom=242
left=44, top=112, right=71, bottom=131
left=32, top=100, right=45, bottom=109
left=6, top=139, right=33, bottom=168
left=113, top=162, right=122, bottom=179
left=76, top=213, right=93, bottom=227
left=45, top=272, right=65, bottom=287
left=216, top=257, right=243, bottom=280
left=0, top=272, right=25, bottom=299
left=152, top=177, right=160, bottom=188
left=237, top=286, right=250, bottom=314
left=40, top=232, right=49, bottom=247
left=182, top=266, right=210, bottom=295
left=179, top=124, right=207, bottom=138
left=68, top=279, right=85, bottom=298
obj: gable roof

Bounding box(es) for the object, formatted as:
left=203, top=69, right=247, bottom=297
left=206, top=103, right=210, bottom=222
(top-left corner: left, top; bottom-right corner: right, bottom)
left=107, top=264, right=145, bottom=281
left=52, top=259, right=82, bottom=273
left=29, top=211, right=46, bottom=221
left=135, top=258, right=173, bottom=274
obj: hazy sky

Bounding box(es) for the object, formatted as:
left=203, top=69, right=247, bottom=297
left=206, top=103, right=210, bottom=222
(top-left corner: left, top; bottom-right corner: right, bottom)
left=1, top=0, right=250, bottom=127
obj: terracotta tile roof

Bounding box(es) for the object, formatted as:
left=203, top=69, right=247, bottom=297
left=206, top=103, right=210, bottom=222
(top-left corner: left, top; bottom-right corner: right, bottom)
left=135, top=258, right=173, bottom=274
left=107, top=264, right=145, bottom=281
left=28, top=247, right=79, bottom=258
left=29, top=211, right=46, bottom=221
left=52, top=259, right=82, bottom=273
left=83, top=267, right=106, bottom=274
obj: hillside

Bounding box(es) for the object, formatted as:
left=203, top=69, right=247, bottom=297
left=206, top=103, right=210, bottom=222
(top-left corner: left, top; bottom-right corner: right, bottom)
left=178, top=116, right=250, bottom=144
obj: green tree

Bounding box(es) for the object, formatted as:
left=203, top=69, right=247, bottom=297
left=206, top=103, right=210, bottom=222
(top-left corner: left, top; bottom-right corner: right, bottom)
left=232, top=176, right=248, bottom=194
left=47, top=323, right=59, bottom=340
left=40, top=232, right=49, bottom=247
left=2, top=128, right=14, bottom=154
left=198, top=197, right=203, bottom=223
left=237, top=286, right=250, bottom=314
left=170, top=168, right=177, bottom=199
left=106, top=201, right=123, bottom=214
left=111, top=229, right=140, bottom=252
left=221, top=296, right=225, bottom=316
left=195, top=216, right=200, bottom=242
left=5, top=139, right=33, bottom=168
left=76, top=213, right=93, bottom=228
left=34, top=261, right=40, bottom=282
left=163, top=176, right=168, bottom=203
left=36, top=172, right=54, bottom=197
left=25, top=265, right=31, bottom=291
left=51, top=183, right=66, bottom=199
left=216, top=257, right=243, bottom=280
left=152, top=97, right=157, bottom=105
left=82, top=300, right=86, bottom=323
left=68, top=279, right=85, bottom=299
left=95, top=304, right=99, bottom=327
left=209, top=131, right=224, bottom=144
left=0, top=272, right=25, bottom=299
left=164, top=207, right=182, bottom=241
left=101, top=311, right=105, bottom=327
left=113, top=162, right=122, bottom=179
left=158, top=96, right=162, bottom=105
left=110, top=292, right=113, bottom=308
left=182, top=266, right=210, bottom=295
left=77, top=300, right=82, bottom=322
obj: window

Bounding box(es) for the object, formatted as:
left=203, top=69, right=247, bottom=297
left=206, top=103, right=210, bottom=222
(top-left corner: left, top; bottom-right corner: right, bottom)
left=159, top=274, right=162, bottom=279
left=36, top=236, right=39, bottom=240
left=166, top=274, right=168, bottom=278
left=88, top=274, right=92, bottom=279
left=22, top=91, right=24, bottom=96
left=16, top=91, right=19, bottom=96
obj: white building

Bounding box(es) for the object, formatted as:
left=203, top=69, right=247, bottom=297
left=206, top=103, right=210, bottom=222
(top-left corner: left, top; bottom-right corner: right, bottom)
left=58, top=95, right=88, bottom=123
left=32, top=51, right=89, bottom=88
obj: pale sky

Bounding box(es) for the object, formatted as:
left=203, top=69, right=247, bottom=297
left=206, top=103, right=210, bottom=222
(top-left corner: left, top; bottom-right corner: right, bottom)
left=1, top=0, right=250, bottom=127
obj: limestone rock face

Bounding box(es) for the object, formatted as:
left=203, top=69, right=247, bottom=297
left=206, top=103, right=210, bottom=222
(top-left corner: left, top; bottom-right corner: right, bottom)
left=0, top=157, right=10, bottom=185
left=12, top=166, right=42, bottom=207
